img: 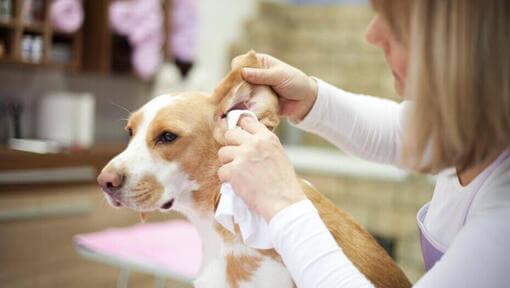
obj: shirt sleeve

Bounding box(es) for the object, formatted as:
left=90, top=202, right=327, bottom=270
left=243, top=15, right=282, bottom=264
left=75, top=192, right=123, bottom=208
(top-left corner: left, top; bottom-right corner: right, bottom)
left=291, top=78, right=410, bottom=167
left=269, top=200, right=375, bottom=288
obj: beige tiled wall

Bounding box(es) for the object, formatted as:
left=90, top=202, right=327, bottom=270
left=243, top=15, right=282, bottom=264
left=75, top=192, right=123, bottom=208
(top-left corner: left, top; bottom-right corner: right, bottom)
left=231, top=2, right=399, bottom=147
left=231, top=2, right=397, bottom=99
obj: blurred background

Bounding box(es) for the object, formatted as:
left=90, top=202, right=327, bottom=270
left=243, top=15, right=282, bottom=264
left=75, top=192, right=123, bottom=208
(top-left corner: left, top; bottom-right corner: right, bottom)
left=0, top=0, right=433, bottom=287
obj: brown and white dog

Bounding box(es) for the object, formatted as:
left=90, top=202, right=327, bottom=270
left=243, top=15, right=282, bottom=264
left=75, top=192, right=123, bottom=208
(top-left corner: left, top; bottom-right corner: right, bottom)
left=97, top=51, right=411, bottom=288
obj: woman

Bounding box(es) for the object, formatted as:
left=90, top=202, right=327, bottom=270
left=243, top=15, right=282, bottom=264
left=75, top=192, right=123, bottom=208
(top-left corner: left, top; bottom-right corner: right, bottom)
left=218, top=0, right=510, bottom=287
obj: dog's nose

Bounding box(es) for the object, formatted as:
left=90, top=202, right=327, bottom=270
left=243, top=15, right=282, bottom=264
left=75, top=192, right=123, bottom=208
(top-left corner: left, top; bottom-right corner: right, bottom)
left=97, top=172, right=125, bottom=195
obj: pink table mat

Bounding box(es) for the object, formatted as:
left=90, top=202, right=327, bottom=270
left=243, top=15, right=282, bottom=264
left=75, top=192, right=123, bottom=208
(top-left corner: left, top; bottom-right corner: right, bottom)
left=74, top=220, right=202, bottom=277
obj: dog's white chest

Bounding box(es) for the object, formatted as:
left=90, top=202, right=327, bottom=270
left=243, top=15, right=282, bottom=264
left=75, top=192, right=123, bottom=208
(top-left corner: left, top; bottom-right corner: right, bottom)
left=194, top=255, right=293, bottom=288
left=182, top=206, right=293, bottom=287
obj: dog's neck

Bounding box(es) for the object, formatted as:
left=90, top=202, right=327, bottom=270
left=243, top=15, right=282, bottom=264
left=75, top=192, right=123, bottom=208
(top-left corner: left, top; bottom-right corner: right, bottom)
left=172, top=157, right=248, bottom=265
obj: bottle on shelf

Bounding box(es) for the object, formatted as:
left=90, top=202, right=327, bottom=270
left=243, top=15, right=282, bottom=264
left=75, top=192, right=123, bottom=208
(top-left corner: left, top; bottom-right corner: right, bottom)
left=51, top=42, right=71, bottom=64
left=23, top=0, right=44, bottom=23
left=0, top=0, right=12, bottom=22
left=22, top=0, right=34, bottom=23
left=31, top=35, right=42, bottom=63
left=21, top=35, right=43, bottom=63
left=21, top=35, right=32, bottom=61
left=32, top=0, right=43, bottom=22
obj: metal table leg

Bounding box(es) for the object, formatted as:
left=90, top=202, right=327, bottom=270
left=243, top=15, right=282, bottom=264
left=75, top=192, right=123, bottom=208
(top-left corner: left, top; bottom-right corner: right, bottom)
left=117, top=268, right=130, bottom=288
left=155, top=276, right=166, bottom=288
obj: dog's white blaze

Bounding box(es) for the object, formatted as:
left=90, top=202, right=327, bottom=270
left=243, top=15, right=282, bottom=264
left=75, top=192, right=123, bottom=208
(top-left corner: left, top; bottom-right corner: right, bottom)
left=108, top=94, right=199, bottom=210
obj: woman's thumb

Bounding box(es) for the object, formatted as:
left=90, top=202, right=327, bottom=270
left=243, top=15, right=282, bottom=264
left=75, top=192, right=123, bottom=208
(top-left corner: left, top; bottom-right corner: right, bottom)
left=242, top=68, right=280, bottom=86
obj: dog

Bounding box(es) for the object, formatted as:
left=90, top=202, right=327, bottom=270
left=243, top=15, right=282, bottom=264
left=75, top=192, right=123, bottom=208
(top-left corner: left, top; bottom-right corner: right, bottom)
left=97, top=51, right=411, bottom=288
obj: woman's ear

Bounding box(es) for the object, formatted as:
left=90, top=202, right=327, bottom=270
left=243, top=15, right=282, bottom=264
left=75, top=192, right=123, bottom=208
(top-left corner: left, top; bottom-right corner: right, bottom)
left=212, top=51, right=279, bottom=144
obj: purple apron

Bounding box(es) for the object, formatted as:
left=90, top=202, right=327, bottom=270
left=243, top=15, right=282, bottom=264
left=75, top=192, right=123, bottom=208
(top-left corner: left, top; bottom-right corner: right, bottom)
left=417, top=149, right=510, bottom=271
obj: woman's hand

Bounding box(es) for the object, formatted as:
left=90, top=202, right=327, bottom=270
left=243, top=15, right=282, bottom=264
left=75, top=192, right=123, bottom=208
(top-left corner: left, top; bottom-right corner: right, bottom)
left=217, top=117, right=307, bottom=223
left=231, top=53, right=319, bottom=122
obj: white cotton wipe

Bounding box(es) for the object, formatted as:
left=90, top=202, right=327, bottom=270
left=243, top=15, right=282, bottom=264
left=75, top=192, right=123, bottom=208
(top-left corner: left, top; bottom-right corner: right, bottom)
left=214, top=109, right=273, bottom=249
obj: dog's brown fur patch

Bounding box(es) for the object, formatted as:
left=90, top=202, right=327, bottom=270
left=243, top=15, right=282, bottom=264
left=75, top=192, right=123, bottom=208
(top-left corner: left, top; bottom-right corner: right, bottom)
left=257, top=249, right=283, bottom=264
left=126, top=110, right=144, bottom=138
left=214, top=222, right=239, bottom=244
left=131, top=175, right=164, bottom=208
left=225, top=253, right=263, bottom=288
left=215, top=223, right=236, bottom=243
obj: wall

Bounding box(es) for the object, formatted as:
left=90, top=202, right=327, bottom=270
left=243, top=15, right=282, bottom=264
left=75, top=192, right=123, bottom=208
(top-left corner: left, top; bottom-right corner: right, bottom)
left=195, top=0, right=256, bottom=92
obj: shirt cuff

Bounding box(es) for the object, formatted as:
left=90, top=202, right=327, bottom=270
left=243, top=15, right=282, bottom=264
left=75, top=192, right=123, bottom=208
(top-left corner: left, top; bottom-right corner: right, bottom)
left=268, top=199, right=374, bottom=288
left=289, top=77, right=336, bottom=131
left=269, top=200, right=317, bottom=233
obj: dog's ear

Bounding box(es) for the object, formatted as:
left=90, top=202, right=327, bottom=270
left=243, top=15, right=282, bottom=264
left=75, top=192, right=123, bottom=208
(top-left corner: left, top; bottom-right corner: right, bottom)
left=212, top=50, right=279, bottom=144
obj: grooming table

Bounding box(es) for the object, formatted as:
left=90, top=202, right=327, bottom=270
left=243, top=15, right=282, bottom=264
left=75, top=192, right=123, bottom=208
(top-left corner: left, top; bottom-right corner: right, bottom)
left=74, top=220, right=202, bottom=288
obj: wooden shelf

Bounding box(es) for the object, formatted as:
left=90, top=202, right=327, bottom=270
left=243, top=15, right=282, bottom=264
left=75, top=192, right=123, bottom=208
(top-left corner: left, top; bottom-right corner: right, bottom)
left=0, top=143, right=125, bottom=172
left=0, top=56, right=80, bottom=72
left=22, top=21, right=45, bottom=33
left=0, top=143, right=125, bottom=189
left=53, top=29, right=75, bottom=37
left=0, top=20, right=16, bottom=28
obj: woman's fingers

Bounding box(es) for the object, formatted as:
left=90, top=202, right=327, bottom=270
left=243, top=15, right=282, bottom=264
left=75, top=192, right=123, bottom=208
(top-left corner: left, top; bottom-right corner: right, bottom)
left=238, top=117, right=267, bottom=134
left=257, top=53, right=279, bottom=69
left=241, top=67, right=282, bottom=86
left=218, top=146, right=239, bottom=164
left=225, top=128, right=251, bottom=145
left=231, top=53, right=277, bottom=70
left=217, top=161, right=234, bottom=183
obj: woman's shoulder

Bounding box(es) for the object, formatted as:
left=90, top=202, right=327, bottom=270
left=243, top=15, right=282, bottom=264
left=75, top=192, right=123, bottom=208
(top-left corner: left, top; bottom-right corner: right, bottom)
left=471, top=156, right=510, bottom=218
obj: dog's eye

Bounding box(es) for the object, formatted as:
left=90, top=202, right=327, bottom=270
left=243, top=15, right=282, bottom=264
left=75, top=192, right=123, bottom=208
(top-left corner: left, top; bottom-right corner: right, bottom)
left=157, top=131, right=178, bottom=144
left=127, top=128, right=133, bottom=137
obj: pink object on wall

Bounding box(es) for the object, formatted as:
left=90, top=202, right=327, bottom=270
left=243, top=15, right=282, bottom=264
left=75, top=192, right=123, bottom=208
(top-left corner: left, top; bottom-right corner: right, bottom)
left=50, top=0, right=84, bottom=33
left=132, top=41, right=163, bottom=80
left=108, top=1, right=133, bottom=35
left=74, top=220, right=202, bottom=278
left=128, top=12, right=163, bottom=46
left=109, top=0, right=165, bottom=80
left=171, top=0, right=197, bottom=62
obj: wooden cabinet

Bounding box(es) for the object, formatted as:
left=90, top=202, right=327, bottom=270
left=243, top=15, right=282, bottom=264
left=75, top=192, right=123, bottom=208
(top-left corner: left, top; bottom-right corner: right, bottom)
left=0, top=0, right=82, bottom=70
left=0, top=0, right=173, bottom=75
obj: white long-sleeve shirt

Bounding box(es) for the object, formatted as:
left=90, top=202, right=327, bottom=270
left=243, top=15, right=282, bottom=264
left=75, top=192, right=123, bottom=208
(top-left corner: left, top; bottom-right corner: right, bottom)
left=269, top=78, right=510, bottom=287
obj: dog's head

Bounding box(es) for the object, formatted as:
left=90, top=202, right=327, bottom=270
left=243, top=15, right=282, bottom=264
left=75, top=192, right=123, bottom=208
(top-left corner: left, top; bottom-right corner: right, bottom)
left=97, top=51, right=279, bottom=216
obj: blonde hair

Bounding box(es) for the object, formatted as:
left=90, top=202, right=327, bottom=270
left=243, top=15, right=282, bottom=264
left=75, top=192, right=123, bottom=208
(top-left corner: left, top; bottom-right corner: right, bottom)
left=371, top=0, right=510, bottom=173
